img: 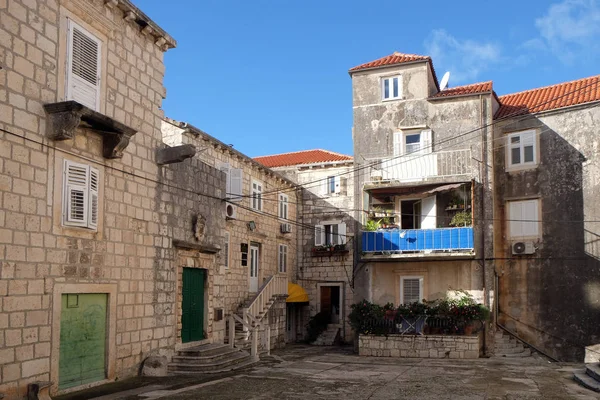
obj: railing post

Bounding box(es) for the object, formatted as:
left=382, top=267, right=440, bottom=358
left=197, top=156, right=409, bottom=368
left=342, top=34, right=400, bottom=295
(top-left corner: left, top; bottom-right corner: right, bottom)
left=242, top=309, right=249, bottom=333
left=251, top=326, right=259, bottom=361
left=229, top=315, right=235, bottom=348
left=266, top=326, right=271, bottom=355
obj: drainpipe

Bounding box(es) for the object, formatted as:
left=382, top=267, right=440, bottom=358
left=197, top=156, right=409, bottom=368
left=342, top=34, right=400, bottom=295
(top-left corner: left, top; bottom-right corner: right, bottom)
left=479, top=94, right=488, bottom=355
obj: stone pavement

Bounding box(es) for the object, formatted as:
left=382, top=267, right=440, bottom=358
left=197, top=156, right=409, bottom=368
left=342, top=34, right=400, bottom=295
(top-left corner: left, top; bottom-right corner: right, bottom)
left=57, top=345, right=599, bottom=400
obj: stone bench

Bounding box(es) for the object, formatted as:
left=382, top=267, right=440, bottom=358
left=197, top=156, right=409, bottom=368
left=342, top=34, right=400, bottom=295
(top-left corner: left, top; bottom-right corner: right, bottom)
left=27, top=381, right=52, bottom=400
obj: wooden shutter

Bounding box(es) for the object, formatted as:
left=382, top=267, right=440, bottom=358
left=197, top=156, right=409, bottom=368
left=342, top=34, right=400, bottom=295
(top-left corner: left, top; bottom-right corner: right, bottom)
left=67, top=19, right=101, bottom=111
left=334, top=176, right=341, bottom=194
left=219, top=163, right=231, bottom=198
left=64, top=160, right=89, bottom=227
left=314, top=225, right=325, bottom=246
left=402, top=278, right=422, bottom=304
left=337, top=223, right=346, bottom=245
left=279, top=245, right=287, bottom=273
left=88, top=167, right=99, bottom=229
left=420, top=195, right=437, bottom=229
left=393, top=131, right=403, bottom=156
left=509, top=201, right=524, bottom=237
left=421, top=129, right=433, bottom=154
left=230, top=168, right=242, bottom=201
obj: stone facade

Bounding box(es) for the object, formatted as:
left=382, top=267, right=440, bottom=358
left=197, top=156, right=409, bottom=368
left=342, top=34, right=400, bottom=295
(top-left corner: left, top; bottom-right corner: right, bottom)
left=359, top=334, right=481, bottom=359
left=0, top=0, right=185, bottom=397
left=162, top=119, right=298, bottom=347
left=493, top=104, right=600, bottom=362
left=274, top=161, right=356, bottom=343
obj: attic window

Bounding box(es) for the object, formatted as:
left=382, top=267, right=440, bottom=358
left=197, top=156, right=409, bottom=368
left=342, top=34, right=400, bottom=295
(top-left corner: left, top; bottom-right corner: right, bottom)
left=382, top=75, right=402, bottom=100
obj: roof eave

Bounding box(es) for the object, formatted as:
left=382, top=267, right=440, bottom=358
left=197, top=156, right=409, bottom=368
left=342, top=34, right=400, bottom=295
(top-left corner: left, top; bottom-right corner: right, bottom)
left=348, top=59, right=430, bottom=76
left=428, top=91, right=493, bottom=101
left=494, top=99, right=600, bottom=120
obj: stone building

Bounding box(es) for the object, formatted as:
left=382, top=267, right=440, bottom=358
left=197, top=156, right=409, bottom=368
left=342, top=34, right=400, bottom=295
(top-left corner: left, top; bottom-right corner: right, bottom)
left=349, top=53, right=495, bottom=343
left=162, top=118, right=298, bottom=348
left=492, top=76, right=600, bottom=362
left=255, top=149, right=355, bottom=343
left=0, top=0, right=228, bottom=397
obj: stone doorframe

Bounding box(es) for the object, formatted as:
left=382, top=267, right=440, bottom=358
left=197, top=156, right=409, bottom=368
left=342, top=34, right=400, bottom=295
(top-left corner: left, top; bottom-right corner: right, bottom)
left=51, top=282, right=118, bottom=395
left=316, top=282, right=345, bottom=338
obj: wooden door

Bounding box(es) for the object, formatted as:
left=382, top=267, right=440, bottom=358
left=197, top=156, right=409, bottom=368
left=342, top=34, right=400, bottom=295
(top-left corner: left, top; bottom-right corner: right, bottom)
left=59, top=293, right=107, bottom=389
left=249, top=245, right=259, bottom=292
left=182, top=268, right=205, bottom=343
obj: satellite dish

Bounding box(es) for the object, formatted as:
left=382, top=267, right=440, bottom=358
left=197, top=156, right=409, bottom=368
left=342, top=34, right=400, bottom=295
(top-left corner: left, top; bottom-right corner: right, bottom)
left=440, top=71, right=450, bottom=90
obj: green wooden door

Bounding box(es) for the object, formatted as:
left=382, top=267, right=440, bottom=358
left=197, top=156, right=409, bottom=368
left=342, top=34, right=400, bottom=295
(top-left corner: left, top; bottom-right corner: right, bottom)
left=59, top=293, right=107, bottom=390
left=182, top=268, right=205, bottom=343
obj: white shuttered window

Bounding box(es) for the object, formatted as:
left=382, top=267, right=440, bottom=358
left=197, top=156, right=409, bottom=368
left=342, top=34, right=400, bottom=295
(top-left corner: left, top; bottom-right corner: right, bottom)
left=278, top=244, right=287, bottom=273
left=66, top=19, right=101, bottom=111
left=64, top=160, right=99, bottom=230
left=508, top=199, right=540, bottom=238
left=314, top=222, right=346, bottom=246
left=401, top=277, right=423, bottom=304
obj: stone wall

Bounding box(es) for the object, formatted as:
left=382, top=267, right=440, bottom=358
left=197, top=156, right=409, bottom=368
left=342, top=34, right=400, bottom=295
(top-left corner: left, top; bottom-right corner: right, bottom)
left=359, top=334, right=481, bottom=359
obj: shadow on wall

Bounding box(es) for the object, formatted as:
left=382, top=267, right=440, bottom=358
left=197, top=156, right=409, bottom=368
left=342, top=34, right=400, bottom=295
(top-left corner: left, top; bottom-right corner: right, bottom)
left=496, top=117, right=600, bottom=362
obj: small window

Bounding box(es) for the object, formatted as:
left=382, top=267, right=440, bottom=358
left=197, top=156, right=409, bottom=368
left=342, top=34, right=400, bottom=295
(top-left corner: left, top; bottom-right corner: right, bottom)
left=315, top=222, right=346, bottom=246
left=507, top=130, right=537, bottom=169
left=63, top=160, right=99, bottom=230
left=251, top=180, right=263, bottom=211
left=508, top=199, right=540, bottom=238
left=382, top=75, right=402, bottom=100
left=224, top=232, right=230, bottom=269
left=324, top=176, right=341, bottom=195
left=279, top=194, right=288, bottom=219
left=66, top=19, right=101, bottom=111
left=401, top=276, right=423, bottom=304
left=278, top=244, right=287, bottom=273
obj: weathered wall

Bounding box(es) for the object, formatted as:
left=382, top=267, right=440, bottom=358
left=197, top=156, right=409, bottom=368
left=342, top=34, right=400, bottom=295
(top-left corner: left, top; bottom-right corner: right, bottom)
left=359, top=334, right=481, bottom=359
left=275, top=163, right=356, bottom=342
left=493, top=105, right=600, bottom=361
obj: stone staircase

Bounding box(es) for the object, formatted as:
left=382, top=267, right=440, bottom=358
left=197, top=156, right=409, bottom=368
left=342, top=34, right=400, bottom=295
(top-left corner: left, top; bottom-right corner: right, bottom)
left=573, top=363, right=600, bottom=392
left=226, top=293, right=276, bottom=350
left=493, top=330, right=532, bottom=358
left=168, top=343, right=255, bottom=375
left=312, top=324, right=340, bottom=346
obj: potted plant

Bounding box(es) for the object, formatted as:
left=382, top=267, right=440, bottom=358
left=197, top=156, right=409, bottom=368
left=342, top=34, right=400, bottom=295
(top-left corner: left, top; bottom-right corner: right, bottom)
left=449, top=211, right=472, bottom=227
left=364, top=219, right=381, bottom=231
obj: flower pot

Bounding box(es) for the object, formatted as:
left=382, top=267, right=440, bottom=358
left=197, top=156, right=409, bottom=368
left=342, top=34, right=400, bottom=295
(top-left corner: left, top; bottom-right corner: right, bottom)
left=464, top=324, right=474, bottom=335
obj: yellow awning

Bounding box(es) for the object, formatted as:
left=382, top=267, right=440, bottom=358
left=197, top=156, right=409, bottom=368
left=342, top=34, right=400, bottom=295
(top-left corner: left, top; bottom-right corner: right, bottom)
left=287, top=283, right=309, bottom=303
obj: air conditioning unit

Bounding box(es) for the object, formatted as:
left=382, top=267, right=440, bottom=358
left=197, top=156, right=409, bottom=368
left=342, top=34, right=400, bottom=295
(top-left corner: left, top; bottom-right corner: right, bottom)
left=370, top=170, right=383, bottom=181
left=512, top=241, right=535, bottom=255
left=225, top=203, right=237, bottom=219
left=280, top=223, right=292, bottom=233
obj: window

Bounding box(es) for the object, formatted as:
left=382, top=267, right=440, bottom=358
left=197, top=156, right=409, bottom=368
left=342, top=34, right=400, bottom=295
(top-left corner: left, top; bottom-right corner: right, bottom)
left=224, top=232, right=230, bottom=269
left=63, top=160, right=99, bottom=230
left=323, top=176, right=341, bottom=195
left=279, top=194, right=288, bottom=219
left=219, top=163, right=243, bottom=201
left=400, top=276, right=423, bottom=304
left=382, top=75, right=402, bottom=100
left=507, top=130, right=537, bottom=169
left=251, top=180, right=263, bottom=211
left=315, top=222, right=346, bottom=246
left=508, top=199, right=540, bottom=238
left=66, top=19, right=101, bottom=111
left=393, top=129, right=432, bottom=156
left=278, top=244, right=287, bottom=273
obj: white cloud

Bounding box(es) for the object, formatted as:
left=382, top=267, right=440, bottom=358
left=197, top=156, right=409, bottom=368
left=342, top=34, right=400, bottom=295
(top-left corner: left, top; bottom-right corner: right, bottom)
left=533, top=0, right=600, bottom=63
left=424, top=30, right=501, bottom=84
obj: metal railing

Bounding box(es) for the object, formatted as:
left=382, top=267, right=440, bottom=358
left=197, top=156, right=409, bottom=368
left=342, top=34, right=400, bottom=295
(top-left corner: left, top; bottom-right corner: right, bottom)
left=360, top=316, right=483, bottom=336
left=364, top=149, right=472, bottom=183
left=362, top=227, right=474, bottom=253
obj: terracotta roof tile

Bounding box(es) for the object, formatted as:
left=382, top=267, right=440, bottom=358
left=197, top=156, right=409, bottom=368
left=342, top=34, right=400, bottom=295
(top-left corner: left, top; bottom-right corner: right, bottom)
left=430, top=81, right=493, bottom=98
left=254, top=149, right=353, bottom=168
left=495, top=75, right=600, bottom=119
left=349, top=52, right=431, bottom=72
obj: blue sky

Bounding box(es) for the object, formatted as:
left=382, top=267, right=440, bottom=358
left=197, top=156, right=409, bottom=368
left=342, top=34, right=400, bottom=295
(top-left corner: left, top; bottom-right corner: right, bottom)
left=136, top=0, right=600, bottom=157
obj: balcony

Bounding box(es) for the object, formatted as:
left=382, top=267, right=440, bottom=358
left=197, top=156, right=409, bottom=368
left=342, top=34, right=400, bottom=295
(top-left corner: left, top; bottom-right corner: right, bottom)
left=364, top=149, right=472, bottom=185
left=362, top=227, right=474, bottom=258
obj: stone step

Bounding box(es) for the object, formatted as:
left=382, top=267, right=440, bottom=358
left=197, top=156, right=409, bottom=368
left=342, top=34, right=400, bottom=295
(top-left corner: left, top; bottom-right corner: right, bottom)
left=169, top=351, right=250, bottom=373
left=495, top=345, right=526, bottom=354
left=171, top=348, right=241, bottom=365
left=176, top=343, right=231, bottom=357
left=494, top=341, right=521, bottom=349
left=170, top=357, right=259, bottom=375
left=586, top=364, right=600, bottom=381
left=574, top=370, right=600, bottom=393
left=496, top=349, right=531, bottom=358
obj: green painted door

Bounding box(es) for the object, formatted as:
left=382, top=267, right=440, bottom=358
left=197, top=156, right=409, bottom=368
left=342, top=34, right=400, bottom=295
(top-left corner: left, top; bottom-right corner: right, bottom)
left=59, top=293, right=107, bottom=390
left=182, top=268, right=205, bottom=343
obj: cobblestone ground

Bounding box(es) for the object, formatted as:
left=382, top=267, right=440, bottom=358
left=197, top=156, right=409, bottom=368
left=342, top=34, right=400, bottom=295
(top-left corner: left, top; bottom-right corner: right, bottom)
left=60, top=345, right=599, bottom=400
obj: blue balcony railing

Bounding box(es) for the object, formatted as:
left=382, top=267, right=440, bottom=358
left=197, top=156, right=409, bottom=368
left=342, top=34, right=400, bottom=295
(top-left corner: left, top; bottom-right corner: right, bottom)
left=362, top=227, right=474, bottom=253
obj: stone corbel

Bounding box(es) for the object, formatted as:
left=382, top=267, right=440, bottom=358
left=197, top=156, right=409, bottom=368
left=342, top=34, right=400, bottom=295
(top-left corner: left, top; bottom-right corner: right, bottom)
left=43, top=101, right=137, bottom=159
left=105, top=0, right=118, bottom=8
left=123, top=10, right=136, bottom=21
left=141, top=25, right=153, bottom=36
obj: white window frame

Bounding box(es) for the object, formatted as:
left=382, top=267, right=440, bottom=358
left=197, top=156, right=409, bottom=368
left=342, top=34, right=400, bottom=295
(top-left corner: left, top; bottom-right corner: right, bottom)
left=400, top=276, right=423, bottom=304
left=394, top=129, right=433, bottom=156
left=279, top=193, right=288, bottom=220
left=381, top=75, right=402, bottom=101
left=507, top=199, right=540, bottom=239
left=219, top=163, right=243, bottom=202
left=314, top=221, right=346, bottom=246
left=323, top=176, right=341, bottom=195
left=506, top=130, right=537, bottom=171
left=62, top=159, right=99, bottom=230
left=224, top=231, right=230, bottom=269
left=250, top=179, right=263, bottom=211
left=66, top=19, right=102, bottom=111
left=278, top=244, right=287, bottom=273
